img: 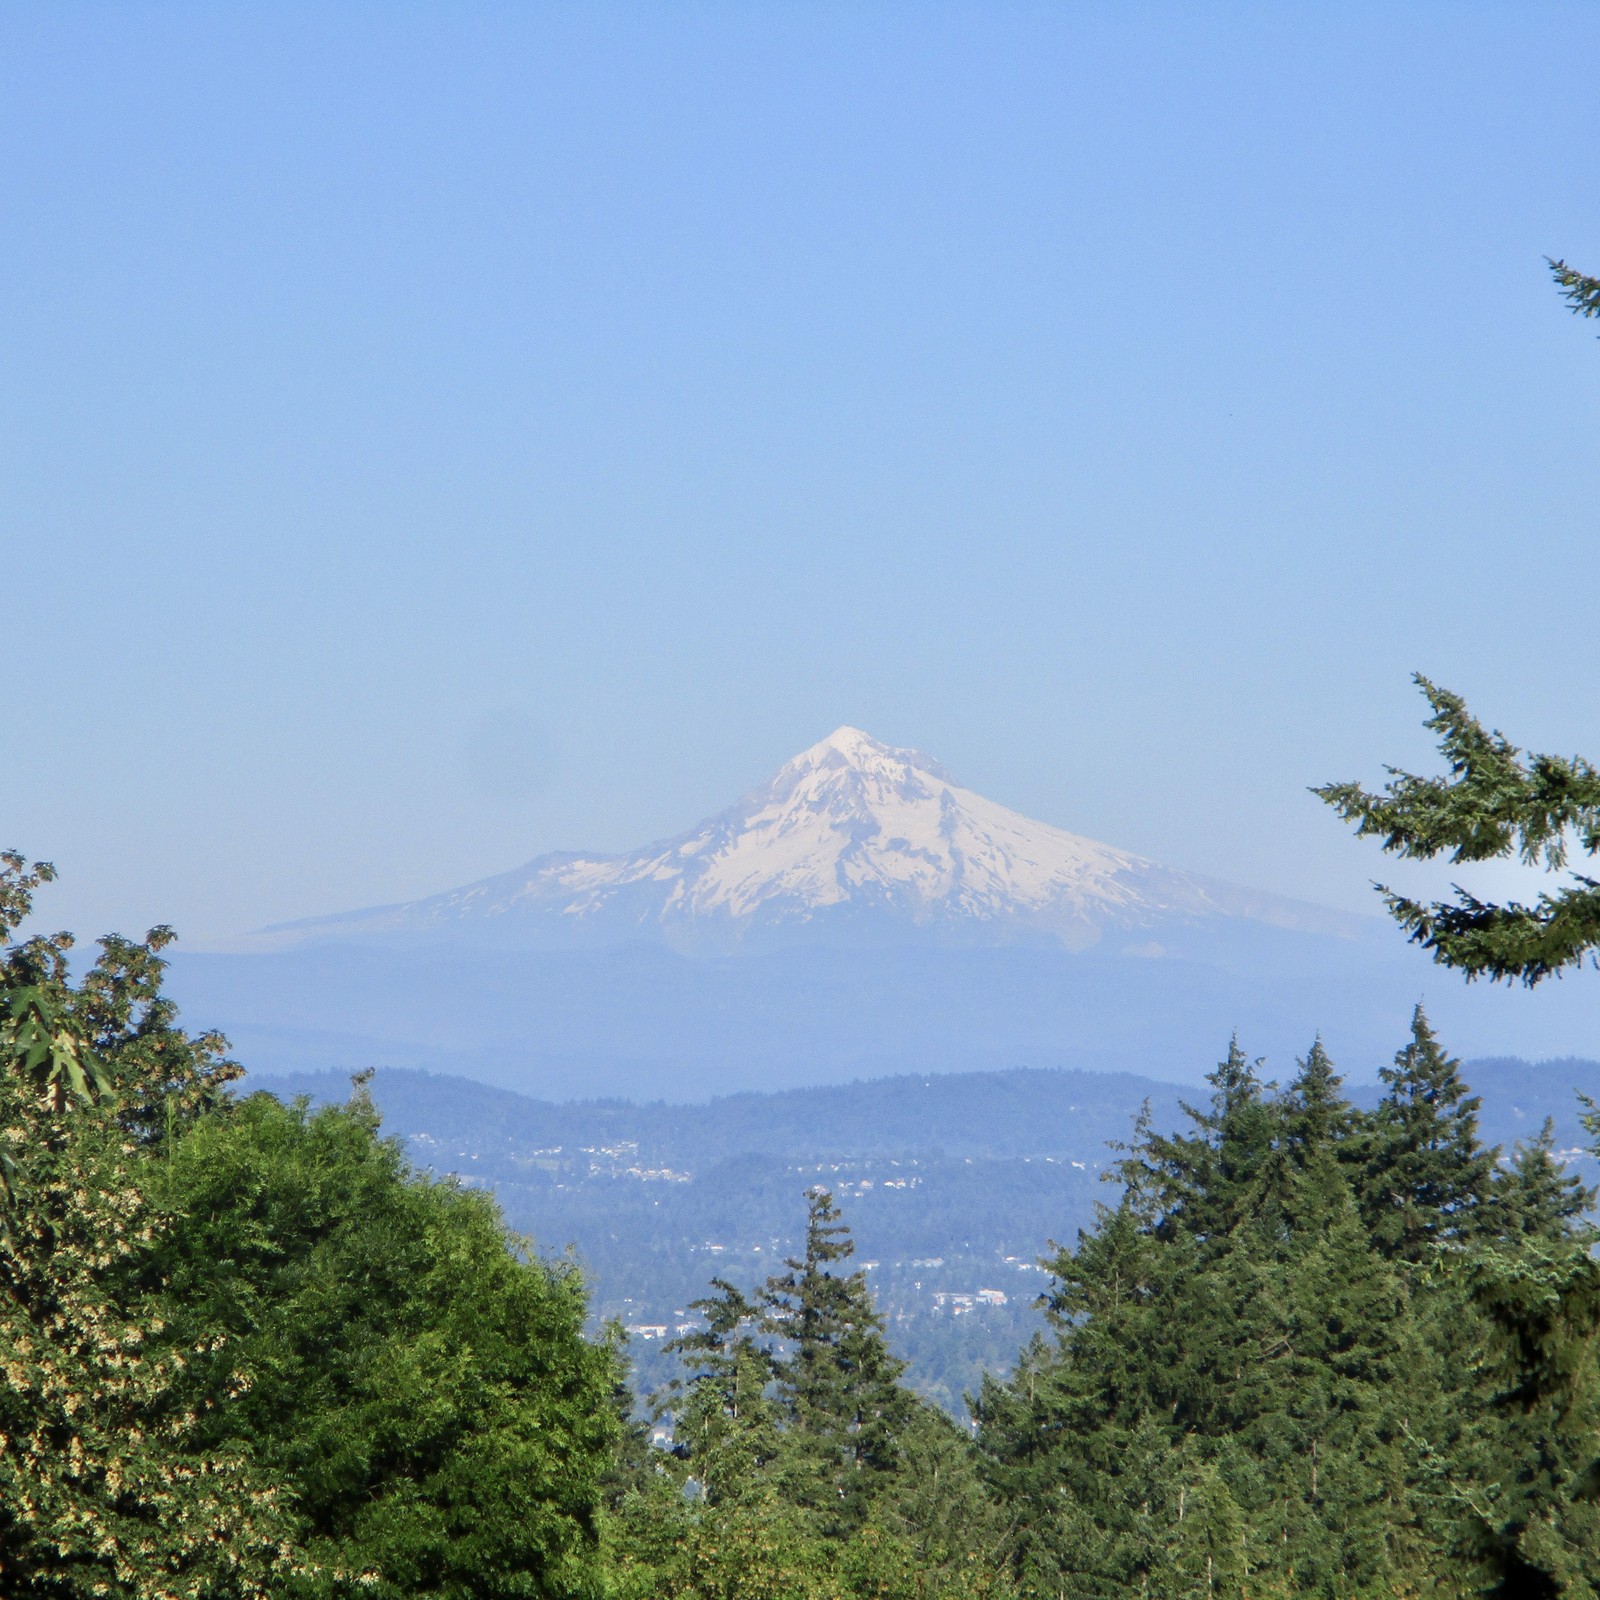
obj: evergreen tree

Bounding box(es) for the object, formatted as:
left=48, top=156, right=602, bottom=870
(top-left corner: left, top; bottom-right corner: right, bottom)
left=663, top=1278, right=785, bottom=1507
left=1163, top=1456, right=1248, bottom=1600
left=1314, top=253, right=1600, bottom=988
left=762, top=1187, right=915, bottom=1534
left=976, top=1193, right=1189, bottom=1595
left=1453, top=1225, right=1600, bottom=1598
left=1263, top=1148, right=1422, bottom=1591
left=1283, top=1036, right=1353, bottom=1161
left=1250, top=1037, right=1355, bottom=1232
left=857, top=1404, right=1016, bottom=1596
left=1550, top=257, right=1600, bottom=324
left=1360, top=1005, right=1497, bottom=1261
left=631, top=1189, right=1010, bottom=1598
left=1490, top=1120, right=1596, bottom=1243
left=1119, top=1037, right=1278, bottom=1245
left=1314, top=672, right=1600, bottom=983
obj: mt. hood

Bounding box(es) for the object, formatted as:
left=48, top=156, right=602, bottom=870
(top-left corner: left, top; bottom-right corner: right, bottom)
left=270, top=727, right=1358, bottom=953
left=178, top=728, right=1600, bottom=1098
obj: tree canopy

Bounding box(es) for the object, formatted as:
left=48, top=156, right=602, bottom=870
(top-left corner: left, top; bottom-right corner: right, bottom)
left=0, top=852, right=617, bottom=1600
left=976, top=1023, right=1600, bottom=1599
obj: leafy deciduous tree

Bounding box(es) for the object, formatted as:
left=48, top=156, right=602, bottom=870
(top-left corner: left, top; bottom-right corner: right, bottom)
left=153, top=1086, right=619, bottom=1600
left=0, top=852, right=299, bottom=1600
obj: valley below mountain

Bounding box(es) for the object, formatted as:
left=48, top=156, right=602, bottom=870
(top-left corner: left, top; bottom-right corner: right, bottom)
left=248, top=1057, right=1600, bottom=1411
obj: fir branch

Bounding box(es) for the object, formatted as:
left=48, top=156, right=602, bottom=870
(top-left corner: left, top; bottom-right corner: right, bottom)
left=1315, top=677, right=1600, bottom=984
left=1548, top=257, right=1600, bottom=323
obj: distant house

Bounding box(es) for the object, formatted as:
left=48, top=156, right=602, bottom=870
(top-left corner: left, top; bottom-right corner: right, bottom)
left=931, top=1288, right=1008, bottom=1312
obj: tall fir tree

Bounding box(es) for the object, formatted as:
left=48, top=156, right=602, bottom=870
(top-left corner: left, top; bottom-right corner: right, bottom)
left=1120, top=1037, right=1278, bottom=1246
left=1489, top=1120, right=1596, bottom=1244
left=1282, top=1035, right=1354, bottom=1159
left=1248, top=1037, right=1356, bottom=1234
left=1360, top=1005, right=1497, bottom=1262
left=854, top=1403, right=1016, bottom=1597
left=762, top=1188, right=914, bottom=1535
left=1453, top=1223, right=1600, bottom=1599
left=662, top=1278, right=785, bottom=1508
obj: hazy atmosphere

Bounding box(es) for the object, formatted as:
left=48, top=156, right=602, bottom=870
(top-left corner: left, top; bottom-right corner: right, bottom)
left=8, top=3, right=1599, bottom=944
left=8, top=10, right=1600, bottom=1597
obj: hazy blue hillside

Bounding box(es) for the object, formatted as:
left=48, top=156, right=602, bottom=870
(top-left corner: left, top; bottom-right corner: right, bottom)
left=172, top=925, right=1600, bottom=1101
left=247, top=1056, right=1600, bottom=1411
left=243, top=1061, right=1189, bottom=1161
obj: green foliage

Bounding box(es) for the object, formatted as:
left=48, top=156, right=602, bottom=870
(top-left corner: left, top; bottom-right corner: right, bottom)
left=1446, top=1231, right=1600, bottom=1595
left=1314, top=675, right=1600, bottom=983
left=14, top=843, right=1600, bottom=1598
left=977, top=1024, right=1600, bottom=1599
left=0, top=982, right=108, bottom=1111
left=762, top=1188, right=917, bottom=1533
left=1314, top=264, right=1600, bottom=987
left=860, top=1404, right=1013, bottom=1586
left=1492, top=1120, right=1596, bottom=1242
left=1360, top=1006, right=1496, bottom=1260
left=0, top=852, right=299, bottom=1599
left=663, top=1278, right=786, bottom=1508
left=616, top=1189, right=1009, bottom=1599
left=1549, top=257, right=1600, bottom=323
left=1298, top=263, right=1600, bottom=1579
left=1, top=852, right=620, bottom=1600
left=152, top=1087, right=619, bottom=1600
left=1121, top=1037, right=1280, bottom=1243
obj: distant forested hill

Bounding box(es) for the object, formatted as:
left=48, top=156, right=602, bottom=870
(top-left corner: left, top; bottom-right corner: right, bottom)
left=246, top=1057, right=1600, bottom=1411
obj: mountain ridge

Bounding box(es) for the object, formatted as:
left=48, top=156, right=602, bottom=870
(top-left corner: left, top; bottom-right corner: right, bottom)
left=241, top=1058, right=1600, bottom=1411
left=165, top=728, right=1600, bottom=1100
left=251, top=726, right=1365, bottom=954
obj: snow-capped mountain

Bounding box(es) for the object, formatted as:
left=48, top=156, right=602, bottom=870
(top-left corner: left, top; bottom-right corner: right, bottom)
left=180, top=727, right=1600, bottom=1100
left=264, top=727, right=1359, bottom=952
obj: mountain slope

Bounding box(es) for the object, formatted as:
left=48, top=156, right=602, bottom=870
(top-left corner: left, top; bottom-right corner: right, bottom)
left=166, top=726, right=1600, bottom=1099
left=262, top=727, right=1360, bottom=952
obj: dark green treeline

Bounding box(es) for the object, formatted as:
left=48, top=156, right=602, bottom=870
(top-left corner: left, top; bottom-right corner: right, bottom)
left=973, top=1023, right=1600, bottom=1599
left=607, top=1017, right=1600, bottom=1599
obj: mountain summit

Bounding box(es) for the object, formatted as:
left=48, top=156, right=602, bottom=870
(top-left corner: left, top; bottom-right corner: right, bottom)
left=188, top=731, right=1591, bottom=1101
left=266, top=727, right=1358, bottom=952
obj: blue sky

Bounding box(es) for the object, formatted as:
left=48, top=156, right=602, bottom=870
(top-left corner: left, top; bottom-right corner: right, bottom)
left=6, top=3, right=1599, bottom=943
